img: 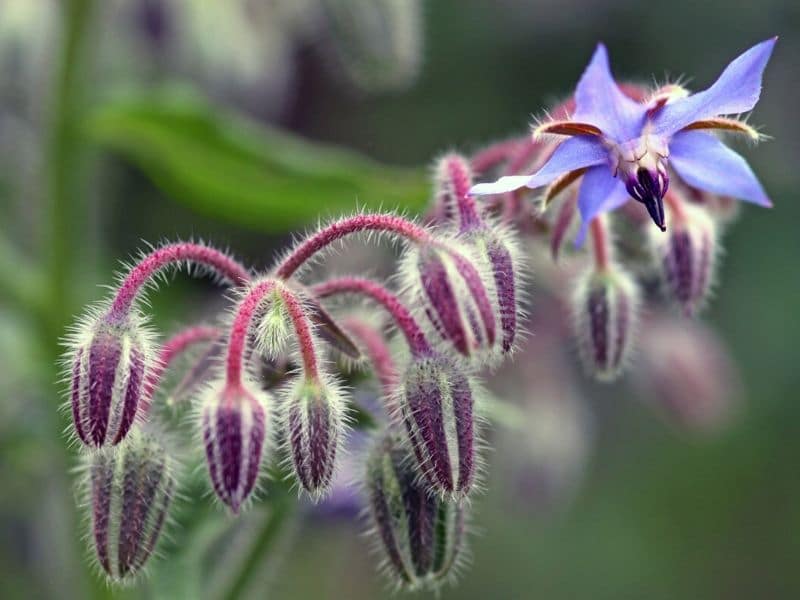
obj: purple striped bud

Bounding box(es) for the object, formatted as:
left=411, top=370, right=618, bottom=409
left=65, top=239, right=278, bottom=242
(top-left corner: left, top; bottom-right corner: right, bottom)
left=365, top=432, right=467, bottom=591
left=201, top=381, right=270, bottom=513
left=86, top=428, right=175, bottom=583
left=68, top=312, right=153, bottom=448
left=572, top=265, right=639, bottom=382
left=462, top=228, right=522, bottom=358
left=651, top=204, right=717, bottom=316
left=398, top=354, right=477, bottom=499
left=425, top=154, right=522, bottom=361
left=401, top=239, right=496, bottom=360
left=282, top=377, right=347, bottom=499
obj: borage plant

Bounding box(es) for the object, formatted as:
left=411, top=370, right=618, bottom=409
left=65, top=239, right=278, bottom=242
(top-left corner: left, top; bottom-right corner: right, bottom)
left=63, top=38, right=775, bottom=592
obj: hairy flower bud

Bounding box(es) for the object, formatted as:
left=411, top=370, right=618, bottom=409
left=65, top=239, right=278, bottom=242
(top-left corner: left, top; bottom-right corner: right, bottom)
left=572, top=265, right=639, bottom=381
left=86, top=428, right=175, bottom=583
left=651, top=203, right=717, bottom=316
left=430, top=154, right=522, bottom=358
left=401, top=240, right=496, bottom=359
left=463, top=228, right=522, bottom=357
left=397, top=354, right=477, bottom=498
left=637, top=316, right=740, bottom=431
left=282, top=377, right=347, bottom=499
left=365, top=432, right=467, bottom=591
left=68, top=311, right=154, bottom=447
left=201, top=381, right=270, bottom=512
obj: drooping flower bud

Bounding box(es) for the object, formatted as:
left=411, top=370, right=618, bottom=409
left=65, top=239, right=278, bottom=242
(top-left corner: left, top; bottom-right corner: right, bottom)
left=637, top=316, right=740, bottom=431
left=365, top=431, right=467, bottom=591
left=401, top=239, right=496, bottom=360
left=86, top=427, right=175, bottom=583
left=397, top=354, right=477, bottom=498
left=68, top=310, right=154, bottom=447
left=572, top=264, right=639, bottom=381
left=282, top=377, right=347, bottom=499
left=650, top=202, right=717, bottom=316
left=429, top=154, right=522, bottom=358
left=201, top=380, right=270, bottom=513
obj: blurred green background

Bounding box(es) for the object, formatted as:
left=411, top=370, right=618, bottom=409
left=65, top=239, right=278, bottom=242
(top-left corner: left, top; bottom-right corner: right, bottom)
left=1, top=0, right=798, bottom=598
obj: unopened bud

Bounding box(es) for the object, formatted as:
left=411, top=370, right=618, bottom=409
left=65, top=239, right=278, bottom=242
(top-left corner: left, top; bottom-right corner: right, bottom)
left=201, top=381, right=270, bottom=513
left=572, top=265, right=639, bottom=381
left=365, top=431, right=467, bottom=591
left=398, top=354, right=477, bottom=498
left=86, top=428, right=175, bottom=583
left=401, top=239, right=496, bottom=359
left=283, top=377, right=347, bottom=498
left=637, top=316, right=740, bottom=431
left=68, top=311, right=153, bottom=447
left=651, top=203, right=717, bottom=316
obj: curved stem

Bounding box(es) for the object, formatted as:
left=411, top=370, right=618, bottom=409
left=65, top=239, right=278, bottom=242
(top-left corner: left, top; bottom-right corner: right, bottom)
left=590, top=217, right=611, bottom=272
left=340, top=316, right=398, bottom=396
left=141, top=325, right=222, bottom=415
left=311, top=277, right=431, bottom=356
left=442, top=155, right=481, bottom=231
left=109, top=243, right=251, bottom=321
left=274, top=214, right=431, bottom=280
left=226, top=279, right=277, bottom=387
left=470, top=137, right=526, bottom=173
left=277, top=286, right=321, bottom=382
left=664, top=189, right=688, bottom=225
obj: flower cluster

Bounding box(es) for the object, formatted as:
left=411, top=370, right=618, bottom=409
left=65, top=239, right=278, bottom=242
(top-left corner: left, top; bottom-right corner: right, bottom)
left=62, top=39, right=774, bottom=590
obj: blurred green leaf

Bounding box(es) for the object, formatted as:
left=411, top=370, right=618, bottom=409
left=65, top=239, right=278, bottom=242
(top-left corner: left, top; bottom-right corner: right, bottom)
left=86, top=88, right=430, bottom=231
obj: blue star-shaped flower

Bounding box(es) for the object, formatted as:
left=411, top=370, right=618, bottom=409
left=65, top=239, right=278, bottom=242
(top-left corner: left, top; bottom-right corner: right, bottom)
left=470, top=38, right=776, bottom=242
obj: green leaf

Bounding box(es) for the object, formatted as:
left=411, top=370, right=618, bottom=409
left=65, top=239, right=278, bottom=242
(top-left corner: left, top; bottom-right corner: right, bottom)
left=86, top=87, right=430, bottom=231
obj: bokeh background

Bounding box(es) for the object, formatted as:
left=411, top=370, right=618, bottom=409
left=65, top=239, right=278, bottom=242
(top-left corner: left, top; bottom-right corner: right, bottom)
left=1, top=1, right=798, bottom=598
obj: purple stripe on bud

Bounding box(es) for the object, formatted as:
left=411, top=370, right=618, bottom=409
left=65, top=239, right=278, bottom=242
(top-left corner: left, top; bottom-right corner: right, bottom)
left=656, top=211, right=716, bottom=316
left=573, top=267, right=638, bottom=382
left=400, top=355, right=476, bottom=498
left=365, top=432, right=467, bottom=591
left=202, top=384, right=268, bottom=513
left=87, top=429, right=175, bottom=582
left=488, top=241, right=517, bottom=353
left=285, top=381, right=343, bottom=498
left=419, top=248, right=468, bottom=355
left=70, top=318, right=149, bottom=448
left=413, top=242, right=498, bottom=359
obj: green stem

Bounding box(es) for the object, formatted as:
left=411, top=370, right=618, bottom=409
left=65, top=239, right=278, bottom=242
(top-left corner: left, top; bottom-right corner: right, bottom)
left=46, top=0, right=95, bottom=340
left=222, top=491, right=295, bottom=600
left=45, top=2, right=107, bottom=599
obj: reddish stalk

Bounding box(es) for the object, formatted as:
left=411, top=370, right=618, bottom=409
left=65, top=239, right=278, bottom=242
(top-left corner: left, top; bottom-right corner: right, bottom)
left=141, top=324, right=222, bottom=415
left=340, top=316, right=398, bottom=397
left=664, top=189, right=689, bottom=225
left=312, top=277, right=432, bottom=357
left=109, top=243, right=250, bottom=321
left=277, top=285, right=321, bottom=383
left=225, top=279, right=277, bottom=387
left=443, top=155, right=481, bottom=231
left=470, top=138, right=526, bottom=173
left=590, top=217, right=611, bottom=272
left=274, top=214, right=432, bottom=280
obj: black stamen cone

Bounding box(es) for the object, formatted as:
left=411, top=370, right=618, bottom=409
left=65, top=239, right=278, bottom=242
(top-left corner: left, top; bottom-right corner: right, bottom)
left=632, top=168, right=667, bottom=231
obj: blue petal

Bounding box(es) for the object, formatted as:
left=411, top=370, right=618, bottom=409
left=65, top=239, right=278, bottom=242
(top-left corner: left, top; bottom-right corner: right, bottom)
left=653, top=38, right=777, bottom=137
left=669, top=131, right=771, bottom=206
left=572, top=44, right=647, bottom=142
left=527, top=136, right=608, bottom=187
left=575, top=165, right=630, bottom=245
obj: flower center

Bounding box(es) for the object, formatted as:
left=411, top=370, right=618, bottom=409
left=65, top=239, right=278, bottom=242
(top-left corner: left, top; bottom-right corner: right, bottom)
left=610, top=134, right=669, bottom=231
